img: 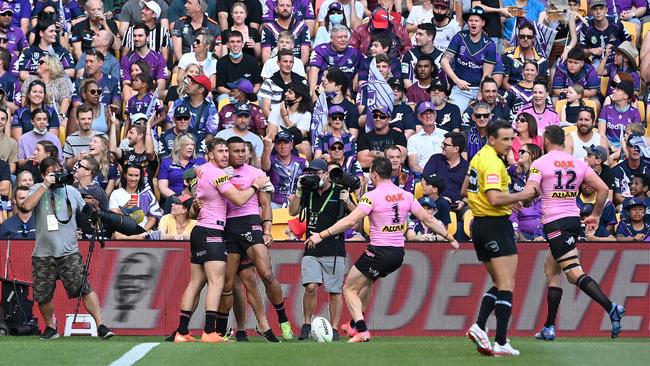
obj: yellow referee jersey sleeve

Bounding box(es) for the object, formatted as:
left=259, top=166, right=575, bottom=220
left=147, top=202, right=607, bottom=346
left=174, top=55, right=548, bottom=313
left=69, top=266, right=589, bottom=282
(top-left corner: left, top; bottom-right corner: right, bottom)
left=466, top=145, right=511, bottom=217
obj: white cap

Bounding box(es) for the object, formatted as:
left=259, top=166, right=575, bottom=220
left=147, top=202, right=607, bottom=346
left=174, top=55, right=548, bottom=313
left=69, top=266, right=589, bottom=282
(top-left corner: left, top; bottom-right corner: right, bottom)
left=130, top=113, right=148, bottom=123
left=139, top=0, right=161, bottom=19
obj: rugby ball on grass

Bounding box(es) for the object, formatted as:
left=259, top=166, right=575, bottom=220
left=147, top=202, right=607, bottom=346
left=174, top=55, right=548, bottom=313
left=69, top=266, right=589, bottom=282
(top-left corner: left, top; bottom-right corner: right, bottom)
left=310, top=317, right=333, bottom=342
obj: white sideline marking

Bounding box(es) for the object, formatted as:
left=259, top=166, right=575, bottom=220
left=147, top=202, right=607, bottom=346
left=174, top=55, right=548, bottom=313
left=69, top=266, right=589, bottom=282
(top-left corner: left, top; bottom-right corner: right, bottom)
left=109, top=342, right=160, bottom=366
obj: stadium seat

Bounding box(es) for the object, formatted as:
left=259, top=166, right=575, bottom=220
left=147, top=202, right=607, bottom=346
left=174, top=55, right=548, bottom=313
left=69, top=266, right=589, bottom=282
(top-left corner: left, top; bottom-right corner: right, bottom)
left=414, top=182, right=424, bottom=200
left=622, top=21, right=638, bottom=46
left=600, top=76, right=609, bottom=98
left=447, top=211, right=457, bottom=236
left=271, top=208, right=295, bottom=240
left=217, top=97, right=229, bottom=112
left=643, top=21, right=650, bottom=42
left=463, top=210, right=474, bottom=238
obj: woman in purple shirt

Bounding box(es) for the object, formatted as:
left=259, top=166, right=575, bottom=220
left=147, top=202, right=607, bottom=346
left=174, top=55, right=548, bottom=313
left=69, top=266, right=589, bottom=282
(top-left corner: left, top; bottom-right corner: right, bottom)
left=597, top=79, right=641, bottom=149
left=158, top=134, right=206, bottom=199
left=508, top=143, right=544, bottom=241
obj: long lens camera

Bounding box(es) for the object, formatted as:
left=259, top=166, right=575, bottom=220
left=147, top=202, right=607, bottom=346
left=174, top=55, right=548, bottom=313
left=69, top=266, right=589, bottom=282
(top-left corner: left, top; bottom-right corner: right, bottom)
left=329, top=167, right=361, bottom=191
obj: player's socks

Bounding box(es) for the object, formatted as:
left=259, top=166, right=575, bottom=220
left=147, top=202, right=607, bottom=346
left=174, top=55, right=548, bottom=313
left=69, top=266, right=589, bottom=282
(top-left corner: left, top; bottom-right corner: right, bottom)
left=544, top=287, right=563, bottom=328
left=494, top=291, right=513, bottom=346
left=215, top=312, right=229, bottom=335
left=349, top=319, right=356, bottom=329
left=273, top=302, right=289, bottom=323
left=204, top=311, right=218, bottom=333
left=177, top=310, right=192, bottom=335
left=355, top=320, right=368, bottom=332
left=476, top=286, right=498, bottom=331
left=576, top=274, right=613, bottom=311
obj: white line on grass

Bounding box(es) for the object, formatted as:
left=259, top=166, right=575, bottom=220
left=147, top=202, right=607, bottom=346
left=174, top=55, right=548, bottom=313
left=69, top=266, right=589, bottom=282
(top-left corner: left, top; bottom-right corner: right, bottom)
left=109, top=342, right=160, bottom=366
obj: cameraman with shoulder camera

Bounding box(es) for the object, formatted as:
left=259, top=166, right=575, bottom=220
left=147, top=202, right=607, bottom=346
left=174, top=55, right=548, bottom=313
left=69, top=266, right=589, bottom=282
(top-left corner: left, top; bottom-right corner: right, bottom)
left=288, top=159, right=356, bottom=342
left=19, top=157, right=114, bottom=340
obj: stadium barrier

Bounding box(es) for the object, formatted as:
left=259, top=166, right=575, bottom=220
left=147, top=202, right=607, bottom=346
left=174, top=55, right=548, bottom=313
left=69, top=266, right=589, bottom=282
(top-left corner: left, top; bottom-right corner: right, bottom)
left=0, top=240, right=648, bottom=337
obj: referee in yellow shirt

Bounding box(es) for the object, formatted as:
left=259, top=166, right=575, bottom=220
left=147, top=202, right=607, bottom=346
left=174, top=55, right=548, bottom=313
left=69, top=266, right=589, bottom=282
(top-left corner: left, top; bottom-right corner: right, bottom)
left=461, top=120, right=537, bottom=357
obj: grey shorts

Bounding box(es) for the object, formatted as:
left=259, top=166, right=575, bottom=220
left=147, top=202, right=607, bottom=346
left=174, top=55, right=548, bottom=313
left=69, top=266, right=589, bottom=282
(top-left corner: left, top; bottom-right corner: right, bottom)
left=32, top=252, right=92, bottom=303
left=301, top=255, right=346, bottom=294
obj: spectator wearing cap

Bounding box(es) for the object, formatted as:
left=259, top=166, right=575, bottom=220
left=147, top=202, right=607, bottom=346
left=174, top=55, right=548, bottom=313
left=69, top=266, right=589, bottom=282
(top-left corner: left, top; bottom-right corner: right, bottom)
left=349, top=7, right=411, bottom=60
left=461, top=102, right=491, bottom=162
left=261, top=0, right=311, bottom=65
left=577, top=182, right=618, bottom=237
left=314, top=105, right=357, bottom=160
left=317, top=0, right=364, bottom=30
left=121, top=0, right=171, bottom=63
left=261, top=130, right=308, bottom=208
left=218, top=1, right=261, bottom=59
left=613, top=133, right=648, bottom=205
left=75, top=29, right=121, bottom=81
left=621, top=173, right=650, bottom=222
left=461, top=77, right=511, bottom=129
left=120, top=23, right=169, bottom=99
left=118, top=0, right=170, bottom=36
left=308, top=24, right=362, bottom=97
left=598, top=80, right=641, bottom=149
left=430, top=0, right=460, bottom=51
left=313, top=2, right=347, bottom=47
left=388, top=77, right=416, bottom=138
left=441, top=7, right=496, bottom=113
left=323, top=137, right=365, bottom=189
left=355, top=53, right=392, bottom=128
left=169, top=0, right=219, bottom=63
left=70, top=0, right=120, bottom=61
left=423, top=131, right=469, bottom=205
left=406, top=196, right=442, bottom=241
left=502, top=22, right=549, bottom=91
left=177, top=32, right=217, bottom=90
left=267, top=81, right=313, bottom=158
left=408, top=101, right=447, bottom=174
left=580, top=0, right=632, bottom=68
left=316, top=67, right=360, bottom=138
left=406, top=55, right=435, bottom=105
left=401, top=23, right=442, bottom=90
left=72, top=49, right=122, bottom=123
left=0, top=2, right=28, bottom=68
left=0, top=185, right=35, bottom=239
left=216, top=103, right=264, bottom=161
left=616, top=198, right=650, bottom=241
left=155, top=194, right=197, bottom=240
left=158, top=133, right=205, bottom=204
left=357, top=105, right=408, bottom=169
left=219, top=78, right=267, bottom=136
left=63, top=104, right=107, bottom=171
left=0, top=47, right=20, bottom=114
left=584, top=143, right=616, bottom=196
left=421, top=173, right=451, bottom=227
left=260, top=48, right=308, bottom=117
left=565, top=108, right=608, bottom=161
left=215, top=31, right=262, bottom=100
left=429, top=78, right=461, bottom=133
left=159, top=105, right=200, bottom=159
left=598, top=42, right=640, bottom=98
left=167, top=74, right=219, bottom=147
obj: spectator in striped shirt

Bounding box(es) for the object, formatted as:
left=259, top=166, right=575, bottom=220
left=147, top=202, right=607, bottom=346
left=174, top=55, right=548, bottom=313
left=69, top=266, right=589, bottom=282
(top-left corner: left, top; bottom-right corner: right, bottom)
left=260, top=49, right=307, bottom=117
left=121, top=0, right=170, bottom=62
left=63, top=104, right=106, bottom=171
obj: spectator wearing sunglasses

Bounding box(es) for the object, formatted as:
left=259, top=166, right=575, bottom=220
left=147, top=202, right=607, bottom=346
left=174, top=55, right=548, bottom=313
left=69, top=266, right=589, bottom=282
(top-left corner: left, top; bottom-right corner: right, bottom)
left=0, top=186, right=35, bottom=239
left=159, top=106, right=200, bottom=159
left=356, top=106, right=407, bottom=170
left=407, top=101, right=446, bottom=174
left=0, top=3, right=28, bottom=66
left=314, top=106, right=356, bottom=160
left=170, top=0, right=219, bottom=63
left=461, top=102, right=491, bottom=162
left=177, top=32, right=217, bottom=90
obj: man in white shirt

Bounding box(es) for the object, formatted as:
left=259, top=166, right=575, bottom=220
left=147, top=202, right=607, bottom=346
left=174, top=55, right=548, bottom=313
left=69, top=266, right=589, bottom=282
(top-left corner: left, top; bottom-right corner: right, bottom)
left=407, top=101, right=446, bottom=174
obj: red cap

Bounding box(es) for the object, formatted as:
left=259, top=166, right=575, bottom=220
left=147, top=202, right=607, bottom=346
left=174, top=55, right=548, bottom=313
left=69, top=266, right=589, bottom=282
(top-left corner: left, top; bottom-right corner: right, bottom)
left=371, top=8, right=389, bottom=29
left=189, top=74, right=212, bottom=92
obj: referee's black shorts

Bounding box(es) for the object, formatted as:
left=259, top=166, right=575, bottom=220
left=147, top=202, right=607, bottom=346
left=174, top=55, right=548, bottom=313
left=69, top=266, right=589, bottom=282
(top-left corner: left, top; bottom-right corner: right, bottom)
left=471, top=216, right=517, bottom=262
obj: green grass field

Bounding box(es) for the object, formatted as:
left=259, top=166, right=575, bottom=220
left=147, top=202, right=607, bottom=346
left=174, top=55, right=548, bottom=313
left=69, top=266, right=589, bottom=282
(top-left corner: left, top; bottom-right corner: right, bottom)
left=0, top=336, right=649, bottom=366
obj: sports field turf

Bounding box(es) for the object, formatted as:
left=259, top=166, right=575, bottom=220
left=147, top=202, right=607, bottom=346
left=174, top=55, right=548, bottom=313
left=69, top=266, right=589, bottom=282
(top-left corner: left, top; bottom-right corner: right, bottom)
left=1, top=336, right=649, bottom=366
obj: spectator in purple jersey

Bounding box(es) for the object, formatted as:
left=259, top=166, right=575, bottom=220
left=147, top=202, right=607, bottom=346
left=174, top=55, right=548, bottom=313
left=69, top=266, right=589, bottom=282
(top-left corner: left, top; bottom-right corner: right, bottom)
left=15, top=20, right=74, bottom=81
left=261, top=130, right=308, bottom=208
left=125, top=74, right=165, bottom=129
left=0, top=3, right=27, bottom=62
left=21, top=54, right=72, bottom=127
left=262, top=0, right=315, bottom=35
left=16, top=108, right=63, bottom=167
left=552, top=47, right=601, bottom=106
left=461, top=102, right=491, bottom=162
left=349, top=8, right=411, bottom=60
left=120, top=23, right=168, bottom=100
left=308, top=24, right=362, bottom=98
left=219, top=78, right=267, bottom=136
left=598, top=42, right=640, bottom=100
left=261, top=0, right=311, bottom=66
left=505, top=60, right=538, bottom=119
left=508, top=143, right=544, bottom=241
left=357, top=33, right=402, bottom=83
left=3, top=0, right=30, bottom=35
left=11, top=80, right=60, bottom=141
left=580, top=1, right=632, bottom=63
left=314, top=108, right=357, bottom=160
left=598, top=80, right=641, bottom=149
left=158, top=134, right=206, bottom=201
left=0, top=47, right=19, bottom=113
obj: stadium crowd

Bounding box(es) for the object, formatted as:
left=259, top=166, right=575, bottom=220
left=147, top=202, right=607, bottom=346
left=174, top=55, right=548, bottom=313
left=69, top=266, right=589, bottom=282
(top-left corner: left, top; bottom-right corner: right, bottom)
left=1, top=0, right=650, bottom=243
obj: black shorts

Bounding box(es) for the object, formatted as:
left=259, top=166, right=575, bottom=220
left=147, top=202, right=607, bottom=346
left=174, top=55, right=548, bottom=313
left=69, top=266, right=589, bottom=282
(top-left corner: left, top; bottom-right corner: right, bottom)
left=32, top=253, right=92, bottom=303
left=190, top=225, right=227, bottom=264
left=543, top=216, right=581, bottom=260
left=224, top=215, right=265, bottom=255
left=354, top=245, right=404, bottom=281
left=472, top=216, right=518, bottom=262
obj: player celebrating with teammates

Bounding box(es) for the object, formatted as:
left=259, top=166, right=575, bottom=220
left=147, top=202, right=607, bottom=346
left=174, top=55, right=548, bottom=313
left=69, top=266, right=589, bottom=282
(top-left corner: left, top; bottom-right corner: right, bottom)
left=305, top=157, right=459, bottom=342
left=462, top=120, right=538, bottom=357
left=525, top=126, right=626, bottom=341
left=215, top=136, right=293, bottom=342
left=174, top=138, right=270, bottom=343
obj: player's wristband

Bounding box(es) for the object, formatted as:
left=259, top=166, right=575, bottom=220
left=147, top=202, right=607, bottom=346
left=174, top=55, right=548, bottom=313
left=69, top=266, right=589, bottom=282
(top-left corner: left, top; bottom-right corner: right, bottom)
left=251, top=185, right=259, bottom=193
left=262, top=219, right=272, bottom=225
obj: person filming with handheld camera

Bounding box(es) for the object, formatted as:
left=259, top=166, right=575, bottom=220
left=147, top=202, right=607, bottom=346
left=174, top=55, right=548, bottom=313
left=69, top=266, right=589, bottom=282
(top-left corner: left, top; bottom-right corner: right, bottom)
left=19, top=157, right=116, bottom=340
left=288, top=158, right=359, bottom=341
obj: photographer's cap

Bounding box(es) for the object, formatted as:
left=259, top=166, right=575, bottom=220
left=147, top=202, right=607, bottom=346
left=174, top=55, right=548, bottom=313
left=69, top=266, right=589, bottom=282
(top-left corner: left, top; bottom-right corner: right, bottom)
left=305, top=158, right=328, bottom=172
left=79, top=185, right=109, bottom=211
left=418, top=196, right=436, bottom=209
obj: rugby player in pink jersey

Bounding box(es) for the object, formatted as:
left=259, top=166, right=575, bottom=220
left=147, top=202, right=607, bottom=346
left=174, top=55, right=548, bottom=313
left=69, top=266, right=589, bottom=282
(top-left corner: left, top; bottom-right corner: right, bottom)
left=305, top=157, right=459, bottom=342
left=214, top=136, right=291, bottom=342
left=524, top=126, right=625, bottom=341
left=173, top=138, right=270, bottom=343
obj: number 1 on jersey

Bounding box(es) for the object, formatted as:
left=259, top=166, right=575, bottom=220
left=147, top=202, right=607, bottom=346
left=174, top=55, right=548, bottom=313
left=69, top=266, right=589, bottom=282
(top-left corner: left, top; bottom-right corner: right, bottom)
left=391, top=203, right=399, bottom=223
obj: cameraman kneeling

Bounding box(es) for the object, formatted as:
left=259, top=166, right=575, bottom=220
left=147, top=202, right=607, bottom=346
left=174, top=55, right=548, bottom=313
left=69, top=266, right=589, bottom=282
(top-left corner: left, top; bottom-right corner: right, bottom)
left=288, top=159, right=356, bottom=341
left=20, top=157, right=114, bottom=340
